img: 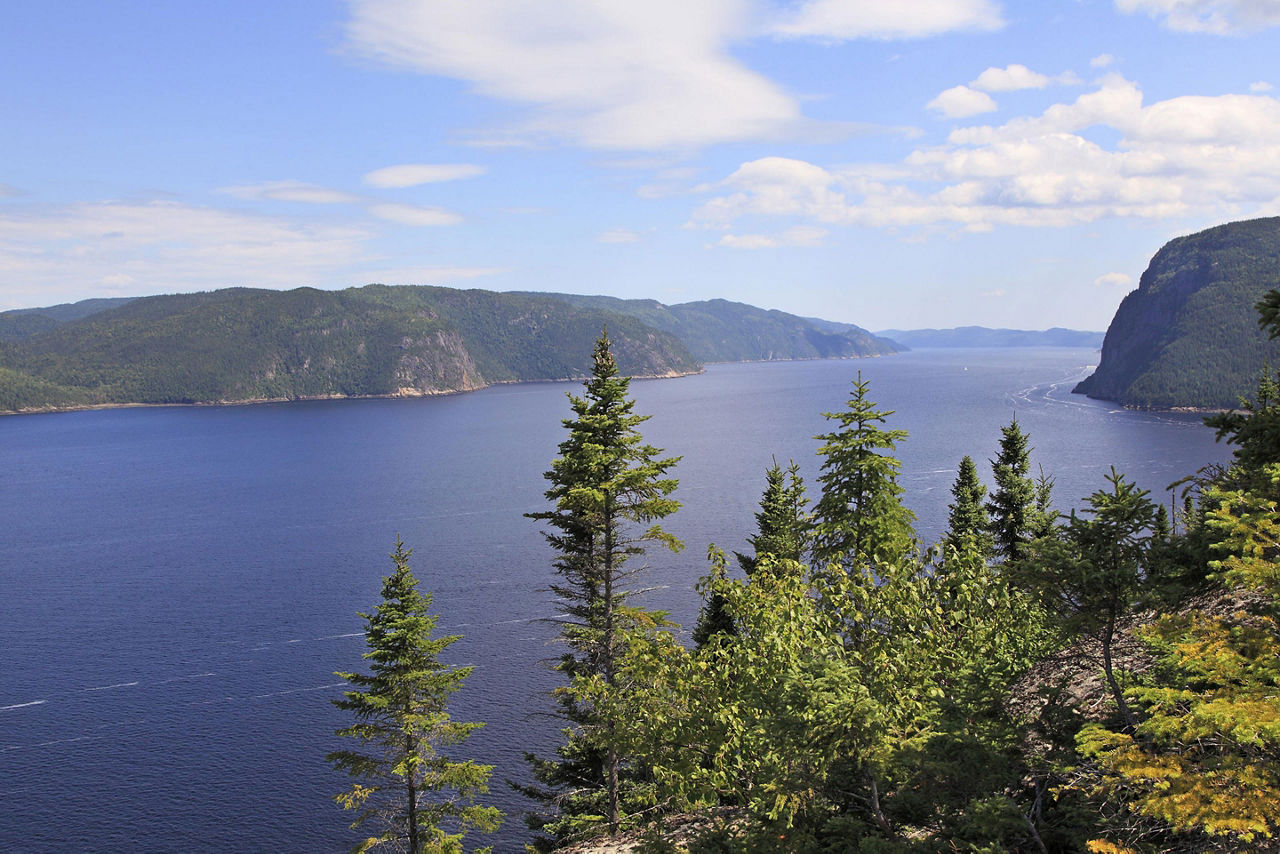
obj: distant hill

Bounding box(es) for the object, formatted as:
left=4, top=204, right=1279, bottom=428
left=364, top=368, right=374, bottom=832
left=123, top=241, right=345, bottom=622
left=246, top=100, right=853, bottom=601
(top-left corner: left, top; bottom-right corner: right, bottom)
left=533, top=294, right=900, bottom=362
left=872, top=327, right=1103, bottom=349
left=0, top=286, right=700, bottom=412
left=0, top=285, right=896, bottom=413
left=1073, top=217, right=1280, bottom=409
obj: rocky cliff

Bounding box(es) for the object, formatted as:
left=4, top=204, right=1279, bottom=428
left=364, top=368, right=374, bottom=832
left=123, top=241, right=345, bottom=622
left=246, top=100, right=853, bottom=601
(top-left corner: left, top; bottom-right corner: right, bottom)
left=1073, top=218, right=1280, bottom=409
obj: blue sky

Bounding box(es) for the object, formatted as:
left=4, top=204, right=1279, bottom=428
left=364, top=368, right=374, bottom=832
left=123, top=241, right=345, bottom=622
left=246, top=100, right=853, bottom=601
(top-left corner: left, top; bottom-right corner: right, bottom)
left=3, top=0, right=1279, bottom=330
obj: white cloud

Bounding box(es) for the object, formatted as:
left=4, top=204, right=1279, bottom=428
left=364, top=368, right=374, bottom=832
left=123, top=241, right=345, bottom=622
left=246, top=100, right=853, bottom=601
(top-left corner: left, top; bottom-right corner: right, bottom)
left=980, top=288, right=1006, bottom=298
left=1094, top=271, right=1133, bottom=288
left=773, top=0, right=1005, bottom=40
left=362, top=163, right=485, bottom=188
left=1251, top=80, right=1275, bottom=92
left=220, top=181, right=361, bottom=204
left=345, top=0, right=803, bottom=150
left=0, top=201, right=370, bottom=310
left=717, top=225, right=828, bottom=249
left=928, top=85, right=999, bottom=118
left=1116, top=0, right=1280, bottom=34
left=691, top=77, right=1280, bottom=234
left=366, top=203, right=463, bottom=226
left=597, top=228, right=641, bottom=243
left=1091, top=53, right=1116, bottom=68
left=972, top=64, right=1050, bottom=92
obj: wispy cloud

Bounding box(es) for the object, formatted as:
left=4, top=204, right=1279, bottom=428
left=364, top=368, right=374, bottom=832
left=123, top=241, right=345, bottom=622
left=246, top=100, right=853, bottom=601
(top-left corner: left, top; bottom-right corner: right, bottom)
left=1116, top=0, right=1280, bottom=34
left=717, top=225, right=828, bottom=249
left=1094, top=272, right=1133, bottom=288
left=221, top=181, right=362, bottom=204
left=366, top=202, right=463, bottom=226
left=362, top=163, right=485, bottom=188
left=773, top=0, right=1004, bottom=40
left=597, top=228, right=641, bottom=243
left=355, top=265, right=508, bottom=284
left=0, top=201, right=370, bottom=309
left=345, top=0, right=804, bottom=150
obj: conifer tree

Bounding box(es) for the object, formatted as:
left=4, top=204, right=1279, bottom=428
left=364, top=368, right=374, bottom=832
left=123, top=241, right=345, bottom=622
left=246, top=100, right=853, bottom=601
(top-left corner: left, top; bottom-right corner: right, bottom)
left=811, top=374, right=915, bottom=566
left=735, top=459, right=811, bottom=575
left=695, top=460, right=810, bottom=648
left=523, top=330, right=682, bottom=845
left=329, top=538, right=500, bottom=854
left=943, top=455, right=992, bottom=557
left=986, top=419, right=1038, bottom=563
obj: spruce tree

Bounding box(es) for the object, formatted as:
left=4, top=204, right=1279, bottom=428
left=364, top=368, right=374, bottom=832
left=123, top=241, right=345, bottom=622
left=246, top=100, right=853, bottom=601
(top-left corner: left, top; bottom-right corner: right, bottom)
left=522, top=330, right=682, bottom=846
left=735, top=459, right=810, bottom=575
left=695, top=460, right=810, bottom=648
left=812, top=373, right=915, bottom=566
left=986, top=419, right=1038, bottom=563
left=329, top=538, right=500, bottom=854
left=943, top=455, right=992, bottom=557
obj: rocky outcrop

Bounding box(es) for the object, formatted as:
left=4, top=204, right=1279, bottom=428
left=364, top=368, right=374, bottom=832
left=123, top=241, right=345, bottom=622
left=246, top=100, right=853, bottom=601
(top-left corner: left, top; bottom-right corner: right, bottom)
left=1074, top=217, right=1280, bottom=409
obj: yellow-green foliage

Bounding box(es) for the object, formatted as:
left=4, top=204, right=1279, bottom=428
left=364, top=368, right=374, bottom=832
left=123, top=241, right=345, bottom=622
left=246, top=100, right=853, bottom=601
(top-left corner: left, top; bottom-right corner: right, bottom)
left=1079, top=466, right=1280, bottom=848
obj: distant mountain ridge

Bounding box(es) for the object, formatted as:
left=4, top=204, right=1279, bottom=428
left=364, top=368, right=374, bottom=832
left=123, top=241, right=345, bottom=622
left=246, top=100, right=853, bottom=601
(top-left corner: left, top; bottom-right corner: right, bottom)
left=533, top=294, right=900, bottom=362
left=872, top=326, right=1103, bottom=349
left=0, top=285, right=895, bottom=413
left=1074, top=217, right=1280, bottom=409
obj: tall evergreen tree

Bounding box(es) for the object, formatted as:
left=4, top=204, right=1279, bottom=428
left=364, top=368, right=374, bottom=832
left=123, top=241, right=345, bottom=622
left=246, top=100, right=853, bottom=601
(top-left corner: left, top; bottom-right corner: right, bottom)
left=811, top=374, right=915, bottom=566
left=986, top=419, right=1038, bottom=563
left=943, top=455, right=993, bottom=557
left=329, top=538, right=500, bottom=854
left=735, top=458, right=811, bottom=575
left=522, top=330, right=682, bottom=846
left=695, top=460, right=811, bottom=649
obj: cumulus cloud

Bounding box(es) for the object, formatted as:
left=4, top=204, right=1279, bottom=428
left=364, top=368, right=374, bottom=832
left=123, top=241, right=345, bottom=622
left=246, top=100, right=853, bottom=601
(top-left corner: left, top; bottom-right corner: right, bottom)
left=366, top=202, right=463, bottom=226
left=1116, top=0, right=1280, bottom=34
left=1091, top=53, right=1116, bottom=68
left=0, top=201, right=370, bottom=309
left=1251, top=80, right=1274, bottom=92
left=773, top=0, right=1005, bottom=40
left=1094, top=272, right=1134, bottom=288
left=345, top=0, right=802, bottom=149
left=362, top=163, right=485, bottom=187
left=597, top=228, right=641, bottom=243
left=928, top=85, right=999, bottom=118
left=691, top=77, right=1280, bottom=234
left=972, top=64, right=1051, bottom=92
left=220, top=181, right=361, bottom=204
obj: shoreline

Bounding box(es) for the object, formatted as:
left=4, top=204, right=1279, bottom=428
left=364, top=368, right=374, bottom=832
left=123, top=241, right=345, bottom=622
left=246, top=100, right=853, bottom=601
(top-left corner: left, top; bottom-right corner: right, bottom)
left=0, top=367, right=708, bottom=417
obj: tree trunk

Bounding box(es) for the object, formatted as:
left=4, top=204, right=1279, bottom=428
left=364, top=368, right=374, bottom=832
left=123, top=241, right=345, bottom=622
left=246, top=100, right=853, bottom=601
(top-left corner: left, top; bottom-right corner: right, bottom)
left=1101, top=611, right=1137, bottom=733
left=406, top=734, right=420, bottom=854
left=603, top=490, right=621, bottom=836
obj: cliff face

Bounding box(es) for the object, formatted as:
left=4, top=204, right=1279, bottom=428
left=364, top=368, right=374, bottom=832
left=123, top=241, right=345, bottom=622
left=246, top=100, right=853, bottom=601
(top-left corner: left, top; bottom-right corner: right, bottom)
left=1074, top=218, right=1280, bottom=409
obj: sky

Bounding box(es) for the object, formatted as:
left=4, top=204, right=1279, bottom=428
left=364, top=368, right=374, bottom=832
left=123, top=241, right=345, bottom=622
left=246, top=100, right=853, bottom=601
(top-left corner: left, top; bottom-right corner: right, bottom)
left=3, top=0, right=1280, bottom=330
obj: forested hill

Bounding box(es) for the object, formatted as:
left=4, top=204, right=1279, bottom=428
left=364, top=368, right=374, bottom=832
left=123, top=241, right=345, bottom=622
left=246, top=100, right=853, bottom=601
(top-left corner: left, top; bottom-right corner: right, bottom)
left=0, top=286, right=700, bottom=412
left=873, top=326, right=1103, bottom=348
left=528, top=293, right=900, bottom=362
left=0, top=285, right=895, bottom=413
left=1074, top=217, right=1280, bottom=409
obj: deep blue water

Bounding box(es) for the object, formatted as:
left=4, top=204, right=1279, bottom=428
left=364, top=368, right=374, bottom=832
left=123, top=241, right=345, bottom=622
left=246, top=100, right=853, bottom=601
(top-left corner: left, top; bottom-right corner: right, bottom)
left=0, top=350, right=1232, bottom=852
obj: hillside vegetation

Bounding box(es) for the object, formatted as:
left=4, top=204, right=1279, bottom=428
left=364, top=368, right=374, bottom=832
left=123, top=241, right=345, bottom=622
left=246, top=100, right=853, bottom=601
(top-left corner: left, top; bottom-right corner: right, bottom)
left=0, top=286, right=699, bottom=411
left=0, top=285, right=893, bottom=413
left=1075, top=217, right=1280, bottom=408
left=532, top=293, right=900, bottom=362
